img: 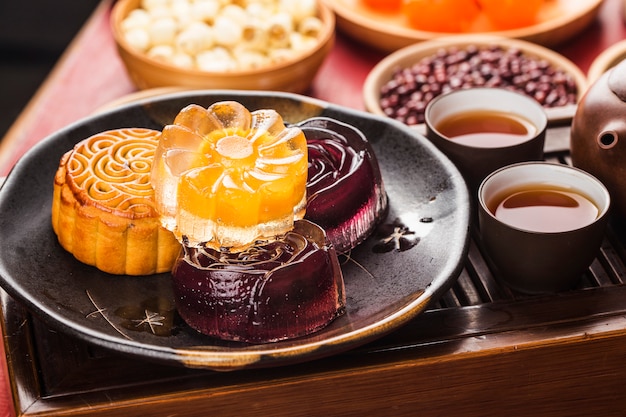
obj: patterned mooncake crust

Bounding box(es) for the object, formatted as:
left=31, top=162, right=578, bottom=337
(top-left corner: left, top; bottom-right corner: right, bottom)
left=51, top=128, right=180, bottom=275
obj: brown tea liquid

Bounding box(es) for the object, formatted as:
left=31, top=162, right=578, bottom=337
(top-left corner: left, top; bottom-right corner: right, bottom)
left=436, top=110, right=537, bottom=147
left=489, top=185, right=600, bottom=233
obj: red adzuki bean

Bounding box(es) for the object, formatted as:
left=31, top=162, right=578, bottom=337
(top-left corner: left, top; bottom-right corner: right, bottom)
left=379, top=45, right=578, bottom=125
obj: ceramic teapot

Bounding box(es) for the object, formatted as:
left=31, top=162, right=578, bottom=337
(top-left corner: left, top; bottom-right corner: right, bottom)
left=570, top=58, right=626, bottom=218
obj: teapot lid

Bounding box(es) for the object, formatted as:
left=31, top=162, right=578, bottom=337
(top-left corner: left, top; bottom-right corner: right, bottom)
left=608, top=59, right=626, bottom=101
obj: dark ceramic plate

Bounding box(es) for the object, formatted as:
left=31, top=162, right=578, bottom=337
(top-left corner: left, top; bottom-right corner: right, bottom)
left=0, top=90, right=470, bottom=371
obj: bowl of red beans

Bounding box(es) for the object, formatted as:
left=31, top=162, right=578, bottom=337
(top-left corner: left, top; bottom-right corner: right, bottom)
left=111, top=0, right=335, bottom=93
left=363, top=34, right=588, bottom=128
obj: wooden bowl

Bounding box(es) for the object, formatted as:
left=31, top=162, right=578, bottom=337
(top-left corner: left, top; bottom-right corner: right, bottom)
left=111, top=0, right=335, bottom=93
left=363, top=35, right=589, bottom=128
left=323, top=0, right=604, bottom=52
left=587, top=39, right=626, bottom=83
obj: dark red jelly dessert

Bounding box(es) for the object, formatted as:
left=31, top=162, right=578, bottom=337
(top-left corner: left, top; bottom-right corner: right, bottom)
left=171, top=220, right=346, bottom=343
left=298, top=117, right=388, bottom=253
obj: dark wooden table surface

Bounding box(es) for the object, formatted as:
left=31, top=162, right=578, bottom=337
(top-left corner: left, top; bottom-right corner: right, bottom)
left=2, top=0, right=626, bottom=415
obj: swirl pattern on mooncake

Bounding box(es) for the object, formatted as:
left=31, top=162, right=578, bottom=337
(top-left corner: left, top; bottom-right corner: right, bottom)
left=51, top=128, right=181, bottom=276
left=65, top=128, right=159, bottom=217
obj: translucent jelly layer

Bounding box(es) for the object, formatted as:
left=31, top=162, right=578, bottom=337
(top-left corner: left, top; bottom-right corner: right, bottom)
left=171, top=220, right=346, bottom=343
left=151, top=102, right=308, bottom=249
left=299, top=117, right=388, bottom=253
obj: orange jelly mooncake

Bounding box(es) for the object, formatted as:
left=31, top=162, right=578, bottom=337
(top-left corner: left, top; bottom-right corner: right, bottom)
left=151, top=101, right=309, bottom=250
left=51, top=128, right=181, bottom=275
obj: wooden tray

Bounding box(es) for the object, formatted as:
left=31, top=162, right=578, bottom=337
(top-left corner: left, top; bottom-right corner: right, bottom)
left=4, top=150, right=626, bottom=416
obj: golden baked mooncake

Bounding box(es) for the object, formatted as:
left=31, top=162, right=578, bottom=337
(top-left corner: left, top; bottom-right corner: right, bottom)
left=51, top=128, right=180, bottom=275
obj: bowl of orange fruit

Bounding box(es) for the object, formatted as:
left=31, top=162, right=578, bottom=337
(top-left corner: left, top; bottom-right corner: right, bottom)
left=321, top=0, right=604, bottom=52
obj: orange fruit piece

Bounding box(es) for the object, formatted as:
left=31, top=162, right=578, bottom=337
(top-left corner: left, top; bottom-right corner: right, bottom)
left=478, top=0, right=544, bottom=30
left=151, top=101, right=308, bottom=250
left=403, top=0, right=480, bottom=33
left=362, top=0, right=402, bottom=12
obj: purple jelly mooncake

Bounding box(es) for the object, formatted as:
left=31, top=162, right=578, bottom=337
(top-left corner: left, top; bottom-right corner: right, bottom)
left=300, top=117, right=388, bottom=253
left=171, top=220, right=345, bottom=343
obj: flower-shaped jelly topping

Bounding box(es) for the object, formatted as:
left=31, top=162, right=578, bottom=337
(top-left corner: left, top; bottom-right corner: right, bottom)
left=151, top=101, right=308, bottom=250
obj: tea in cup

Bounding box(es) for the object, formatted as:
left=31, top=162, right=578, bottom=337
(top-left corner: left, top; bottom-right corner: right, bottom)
left=478, top=162, right=611, bottom=294
left=425, top=87, right=547, bottom=192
